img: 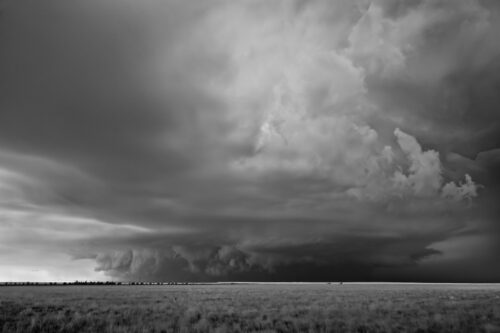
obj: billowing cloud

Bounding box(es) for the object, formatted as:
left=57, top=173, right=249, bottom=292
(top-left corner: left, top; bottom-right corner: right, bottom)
left=0, top=0, right=498, bottom=282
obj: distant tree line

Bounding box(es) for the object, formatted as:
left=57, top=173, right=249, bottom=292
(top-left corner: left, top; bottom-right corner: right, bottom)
left=0, top=281, right=193, bottom=286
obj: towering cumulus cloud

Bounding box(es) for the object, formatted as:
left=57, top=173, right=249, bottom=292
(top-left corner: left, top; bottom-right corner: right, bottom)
left=0, top=0, right=499, bottom=282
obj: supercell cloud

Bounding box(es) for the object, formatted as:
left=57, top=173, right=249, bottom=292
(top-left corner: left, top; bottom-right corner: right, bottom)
left=0, top=0, right=499, bottom=282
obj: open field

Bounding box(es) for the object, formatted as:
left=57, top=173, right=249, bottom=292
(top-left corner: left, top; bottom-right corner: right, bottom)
left=1, top=283, right=500, bottom=332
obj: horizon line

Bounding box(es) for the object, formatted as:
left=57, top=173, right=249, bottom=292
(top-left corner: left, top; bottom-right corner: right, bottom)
left=1, top=281, right=500, bottom=285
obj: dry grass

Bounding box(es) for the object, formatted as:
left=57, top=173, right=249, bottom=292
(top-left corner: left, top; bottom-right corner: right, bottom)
left=1, top=283, right=500, bottom=332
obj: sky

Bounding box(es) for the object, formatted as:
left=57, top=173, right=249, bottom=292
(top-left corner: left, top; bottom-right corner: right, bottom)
left=0, top=0, right=499, bottom=282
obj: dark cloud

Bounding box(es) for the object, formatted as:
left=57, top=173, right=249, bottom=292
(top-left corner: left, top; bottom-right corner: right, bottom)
left=91, top=230, right=446, bottom=282
left=0, top=0, right=499, bottom=282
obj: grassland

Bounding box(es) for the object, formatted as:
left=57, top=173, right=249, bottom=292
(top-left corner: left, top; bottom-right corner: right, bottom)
left=1, top=283, right=500, bottom=332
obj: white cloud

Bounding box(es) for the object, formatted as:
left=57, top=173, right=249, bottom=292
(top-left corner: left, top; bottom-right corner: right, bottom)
left=347, top=128, right=479, bottom=202
left=393, top=128, right=442, bottom=197
left=442, top=174, right=479, bottom=202
left=346, top=2, right=407, bottom=77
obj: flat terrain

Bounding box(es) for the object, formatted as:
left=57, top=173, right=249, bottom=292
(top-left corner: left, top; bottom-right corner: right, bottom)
left=1, top=283, right=500, bottom=332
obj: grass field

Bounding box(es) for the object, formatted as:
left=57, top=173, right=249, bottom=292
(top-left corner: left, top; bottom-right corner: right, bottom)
left=1, top=283, right=500, bottom=332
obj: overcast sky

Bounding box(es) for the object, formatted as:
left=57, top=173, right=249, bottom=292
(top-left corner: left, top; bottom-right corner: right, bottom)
left=0, top=0, right=499, bottom=282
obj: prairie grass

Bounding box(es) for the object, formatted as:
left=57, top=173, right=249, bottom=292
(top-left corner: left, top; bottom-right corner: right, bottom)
left=1, top=283, right=500, bottom=332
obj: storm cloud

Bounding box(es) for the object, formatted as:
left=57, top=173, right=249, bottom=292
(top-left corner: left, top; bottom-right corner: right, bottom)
left=0, top=0, right=499, bottom=282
